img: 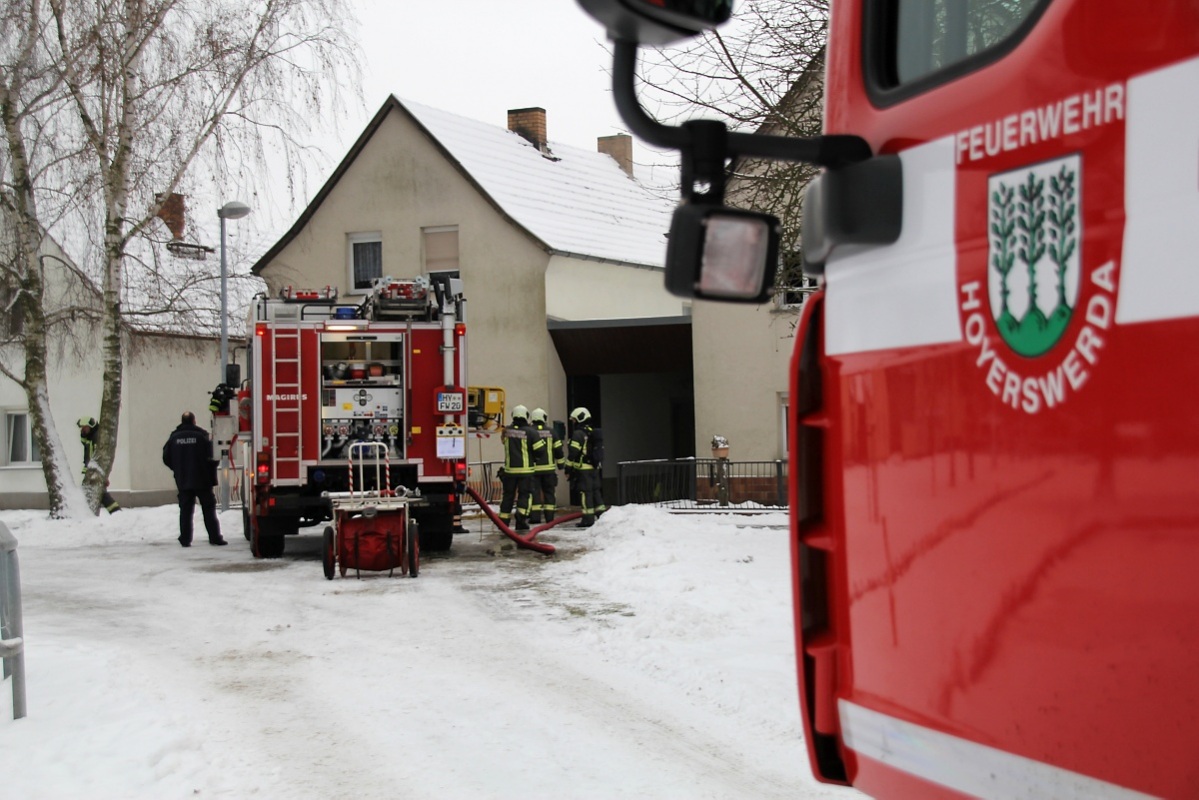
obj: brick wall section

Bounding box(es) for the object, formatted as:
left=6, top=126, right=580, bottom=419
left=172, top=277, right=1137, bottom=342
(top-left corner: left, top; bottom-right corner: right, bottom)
left=507, top=107, right=547, bottom=150
left=154, top=192, right=186, bottom=240
left=598, top=134, right=634, bottom=177
left=695, top=476, right=784, bottom=506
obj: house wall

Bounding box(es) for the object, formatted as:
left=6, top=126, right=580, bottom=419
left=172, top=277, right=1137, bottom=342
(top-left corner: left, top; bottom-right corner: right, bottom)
left=0, top=241, right=221, bottom=508
left=124, top=333, right=222, bottom=504
left=691, top=298, right=798, bottom=462
left=545, top=255, right=683, bottom=321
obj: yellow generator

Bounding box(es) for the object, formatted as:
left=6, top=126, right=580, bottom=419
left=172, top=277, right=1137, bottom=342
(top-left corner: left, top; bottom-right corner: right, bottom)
left=467, top=386, right=505, bottom=431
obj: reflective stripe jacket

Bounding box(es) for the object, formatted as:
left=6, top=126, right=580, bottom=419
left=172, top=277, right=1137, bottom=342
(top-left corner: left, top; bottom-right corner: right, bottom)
left=502, top=425, right=542, bottom=475
left=531, top=421, right=562, bottom=472
left=565, top=426, right=595, bottom=472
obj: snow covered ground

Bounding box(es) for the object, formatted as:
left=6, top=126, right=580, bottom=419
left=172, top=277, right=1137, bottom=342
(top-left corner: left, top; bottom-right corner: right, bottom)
left=0, top=503, right=864, bottom=799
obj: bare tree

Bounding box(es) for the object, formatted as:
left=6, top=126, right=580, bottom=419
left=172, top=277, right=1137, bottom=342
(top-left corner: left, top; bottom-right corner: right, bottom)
left=0, top=0, right=93, bottom=517
left=637, top=0, right=829, bottom=301
left=1, top=0, right=357, bottom=516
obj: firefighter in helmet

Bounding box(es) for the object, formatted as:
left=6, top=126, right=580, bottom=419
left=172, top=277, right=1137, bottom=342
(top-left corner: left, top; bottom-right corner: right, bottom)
left=564, top=406, right=605, bottom=527
left=76, top=416, right=121, bottom=513
left=527, top=408, right=563, bottom=524
left=498, top=405, right=542, bottom=531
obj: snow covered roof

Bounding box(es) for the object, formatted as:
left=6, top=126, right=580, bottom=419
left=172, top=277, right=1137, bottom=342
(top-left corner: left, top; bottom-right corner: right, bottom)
left=402, top=98, right=674, bottom=267
left=253, top=95, right=676, bottom=273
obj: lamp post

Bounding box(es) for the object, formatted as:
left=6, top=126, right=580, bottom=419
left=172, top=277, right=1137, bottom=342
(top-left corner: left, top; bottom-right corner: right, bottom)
left=217, top=201, right=251, bottom=384
left=217, top=201, right=250, bottom=512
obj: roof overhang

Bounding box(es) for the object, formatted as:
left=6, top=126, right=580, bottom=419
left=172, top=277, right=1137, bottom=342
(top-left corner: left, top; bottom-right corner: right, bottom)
left=548, top=315, right=691, bottom=375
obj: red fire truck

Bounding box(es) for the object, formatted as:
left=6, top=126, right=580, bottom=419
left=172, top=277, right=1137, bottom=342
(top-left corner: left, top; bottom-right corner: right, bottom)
left=581, top=1, right=1198, bottom=797
left=239, top=275, right=469, bottom=559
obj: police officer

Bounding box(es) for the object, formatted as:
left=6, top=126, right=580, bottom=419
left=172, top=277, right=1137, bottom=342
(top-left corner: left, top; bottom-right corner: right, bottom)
left=76, top=416, right=121, bottom=513
left=564, top=407, right=606, bottom=528
left=498, top=405, right=542, bottom=532
left=162, top=411, right=226, bottom=547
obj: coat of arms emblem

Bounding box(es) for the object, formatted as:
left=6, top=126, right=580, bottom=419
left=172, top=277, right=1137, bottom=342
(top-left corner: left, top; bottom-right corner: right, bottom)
left=988, top=154, right=1081, bottom=357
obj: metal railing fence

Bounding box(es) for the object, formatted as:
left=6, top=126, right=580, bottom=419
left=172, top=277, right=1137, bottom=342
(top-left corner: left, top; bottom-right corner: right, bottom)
left=617, top=458, right=788, bottom=510
left=0, top=521, right=27, bottom=719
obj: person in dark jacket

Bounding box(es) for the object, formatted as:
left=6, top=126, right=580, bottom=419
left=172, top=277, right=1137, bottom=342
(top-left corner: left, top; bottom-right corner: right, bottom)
left=565, top=407, right=606, bottom=528
left=527, top=408, right=562, bottom=524
left=76, top=416, right=121, bottom=513
left=162, top=411, right=226, bottom=547
left=498, top=405, right=542, bottom=532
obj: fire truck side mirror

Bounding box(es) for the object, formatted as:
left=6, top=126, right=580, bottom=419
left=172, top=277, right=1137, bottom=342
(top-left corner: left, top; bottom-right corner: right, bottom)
left=664, top=204, right=779, bottom=303
left=575, top=0, right=731, bottom=46
left=800, top=155, right=904, bottom=276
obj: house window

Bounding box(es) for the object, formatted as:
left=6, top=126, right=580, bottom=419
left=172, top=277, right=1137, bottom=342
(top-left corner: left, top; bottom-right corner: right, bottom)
left=347, top=232, right=382, bottom=292
left=4, top=411, right=40, bottom=465
left=422, top=226, right=459, bottom=276
left=776, top=275, right=819, bottom=308
left=0, top=279, right=22, bottom=336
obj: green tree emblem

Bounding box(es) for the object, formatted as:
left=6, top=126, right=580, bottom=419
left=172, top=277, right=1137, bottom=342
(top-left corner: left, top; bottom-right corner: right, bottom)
left=989, top=159, right=1080, bottom=357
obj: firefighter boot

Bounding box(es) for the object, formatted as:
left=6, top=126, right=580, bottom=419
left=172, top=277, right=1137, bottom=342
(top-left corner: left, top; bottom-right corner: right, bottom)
left=515, top=515, right=530, bottom=532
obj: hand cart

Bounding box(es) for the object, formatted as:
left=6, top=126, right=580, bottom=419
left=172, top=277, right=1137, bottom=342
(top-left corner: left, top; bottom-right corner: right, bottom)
left=321, top=442, right=420, bottom=579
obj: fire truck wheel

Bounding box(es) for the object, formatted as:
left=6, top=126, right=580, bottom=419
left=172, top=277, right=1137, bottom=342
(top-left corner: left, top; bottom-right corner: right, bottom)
left=322, top=527, right=336, bottom=580
left=242, top=501, right=252, bottom=541
left=417, top=512, right=454, bottom=552
left=252, top=517, right=286, bottom=559
left=407, top=520, right=419, bottom=578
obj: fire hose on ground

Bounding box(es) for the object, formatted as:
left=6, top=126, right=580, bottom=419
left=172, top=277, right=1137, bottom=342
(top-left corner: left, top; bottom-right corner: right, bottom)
left=464, top=485, right=581, bottom=555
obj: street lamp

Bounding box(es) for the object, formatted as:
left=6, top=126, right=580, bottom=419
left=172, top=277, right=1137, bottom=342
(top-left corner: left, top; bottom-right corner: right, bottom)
left=217, top=200, right=250, bottom=513
left=217, top=200, right=251, bottom=385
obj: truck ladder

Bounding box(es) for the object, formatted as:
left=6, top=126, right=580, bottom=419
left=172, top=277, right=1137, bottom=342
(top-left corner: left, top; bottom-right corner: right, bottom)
left=271, top=326, right=304, bottom=482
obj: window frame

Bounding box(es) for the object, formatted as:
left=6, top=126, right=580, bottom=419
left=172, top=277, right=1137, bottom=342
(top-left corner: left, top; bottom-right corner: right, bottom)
left=346, top=231, right=383, bottom=295
left=3, top=410, right=40, bottom=466
left=863, top=0, right=1052, bottom=108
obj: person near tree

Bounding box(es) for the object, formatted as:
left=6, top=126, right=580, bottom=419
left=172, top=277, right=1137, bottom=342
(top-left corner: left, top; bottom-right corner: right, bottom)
left=76, top=416, right=121, bottom=513
left=161, top=411, right=226, bottom=547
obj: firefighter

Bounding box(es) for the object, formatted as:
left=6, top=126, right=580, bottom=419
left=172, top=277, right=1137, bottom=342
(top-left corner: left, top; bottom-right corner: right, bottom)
left=208, top=382, right=236, bottom=415
left=565, top=407, right=606, bottom=528
left=498, top=405, right=542, bottom=532
left=76, top=416, right=121, bottom=513
left=162, top=411, right=226, bottom=547
left=528, top=407, right=563, bottom=524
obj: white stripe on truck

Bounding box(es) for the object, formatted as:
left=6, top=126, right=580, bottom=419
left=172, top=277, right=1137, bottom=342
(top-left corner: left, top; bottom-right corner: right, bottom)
left=824, top=137, right=963, bottom=356
left=1118, top=55, right=1199, bottom=325
left=839, top=700, right=1160, bottom=800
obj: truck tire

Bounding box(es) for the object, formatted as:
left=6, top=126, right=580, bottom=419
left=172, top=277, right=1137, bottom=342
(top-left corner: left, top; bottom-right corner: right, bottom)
left=252, top=516, right=286, bottom=559
left=416, top=509, right=454, bottom=552
left=407, top=519, right=420, bottom=578
left=322, top=526, right=336, bottom=580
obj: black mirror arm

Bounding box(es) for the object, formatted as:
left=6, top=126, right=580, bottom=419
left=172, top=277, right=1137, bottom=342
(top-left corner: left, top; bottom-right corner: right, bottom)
left=611, top=39, right=873, bottom=172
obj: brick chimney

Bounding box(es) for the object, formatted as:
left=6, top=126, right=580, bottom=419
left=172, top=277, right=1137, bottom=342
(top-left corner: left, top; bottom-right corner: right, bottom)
left=598, top=134, right=634, bottom=178
left=508, top=107, right=548, bottom=152
left=154, top=192, right=186, bottom=240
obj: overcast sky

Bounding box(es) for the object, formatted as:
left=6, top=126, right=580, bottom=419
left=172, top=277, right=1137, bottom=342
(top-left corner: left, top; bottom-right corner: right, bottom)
left=226, top=0, right=683, bottom=266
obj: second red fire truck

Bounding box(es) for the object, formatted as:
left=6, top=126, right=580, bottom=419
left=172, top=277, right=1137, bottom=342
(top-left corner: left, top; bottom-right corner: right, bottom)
left=238, top=275, right=469, bottom=559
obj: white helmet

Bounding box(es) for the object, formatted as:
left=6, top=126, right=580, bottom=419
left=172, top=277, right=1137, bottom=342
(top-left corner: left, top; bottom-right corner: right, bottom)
left=511, top=404, right=530, bottom=423
left=530, top=408, right=548, bottom=424
left=570, top=407, right=590, bottom=424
